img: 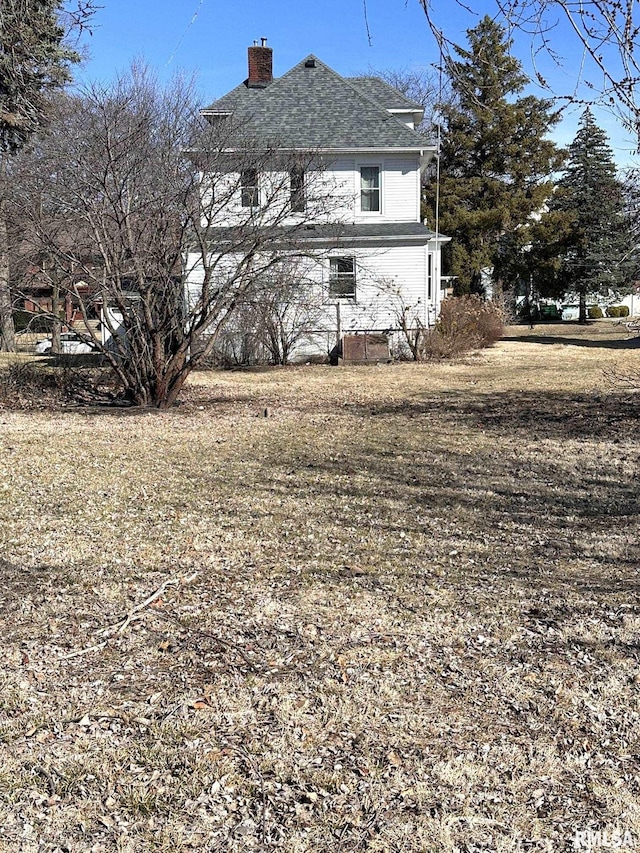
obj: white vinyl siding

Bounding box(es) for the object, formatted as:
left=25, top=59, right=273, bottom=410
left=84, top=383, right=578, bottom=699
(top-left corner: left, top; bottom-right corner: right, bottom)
left=329, top=244, right=429, bottom=328
left=381, top=156, right=420, bottom=221
left=185, top=238, right=445, bottom=361
left=202, top=154, right=422, bottom=225
left=314, top=158, right=355, bottom=222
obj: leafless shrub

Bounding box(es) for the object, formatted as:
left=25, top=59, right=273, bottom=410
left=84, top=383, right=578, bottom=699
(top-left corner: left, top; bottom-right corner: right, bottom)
left=208, top=320, right=268, bottom=368
left=203, top=262, right=327, bottom=367
left=394, top=305, right=428, bottom=362
left=244, top=265, right=326, bottom=366
left=372, top=279, right=430, bottom=362
left=13, top=67, right=338, bottom=407
left=421, top=296, right=504, bottom=359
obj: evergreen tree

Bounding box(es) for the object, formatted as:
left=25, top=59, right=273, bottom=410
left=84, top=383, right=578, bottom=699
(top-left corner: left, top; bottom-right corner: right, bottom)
left=0, top=0, right=94, bottom=351
left=425, top=16, right=564, bottom=295
left=545, top=108, right=631, bottom=323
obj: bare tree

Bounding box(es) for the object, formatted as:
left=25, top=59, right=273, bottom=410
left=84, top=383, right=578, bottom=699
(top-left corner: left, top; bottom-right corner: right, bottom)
left=0, top=0, right=96, bottom=352
left=14, top=68, right=337, bottom=407
left=418, top=0, right=640, bottom=139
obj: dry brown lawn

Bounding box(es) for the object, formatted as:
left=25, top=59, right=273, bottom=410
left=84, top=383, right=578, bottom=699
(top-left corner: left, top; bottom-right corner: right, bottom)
left=1, top=321, right=639, bottom=852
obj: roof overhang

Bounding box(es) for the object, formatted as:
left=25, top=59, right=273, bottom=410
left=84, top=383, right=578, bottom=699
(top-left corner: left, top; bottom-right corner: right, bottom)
left=300, top=234, right=451, bottom=247
left=198, top=223, right=450, bottom=251
left=201, top=110, right=233, bottom=122
left=315, top=146, right=435, bottom=155
left=213, top=145, right=437, bottom=164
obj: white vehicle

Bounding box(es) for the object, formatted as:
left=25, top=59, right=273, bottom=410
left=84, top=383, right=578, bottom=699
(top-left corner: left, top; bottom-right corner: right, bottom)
left=35, top=332, right=96, bottom=355
left=561, top=304, right=580, bottom=321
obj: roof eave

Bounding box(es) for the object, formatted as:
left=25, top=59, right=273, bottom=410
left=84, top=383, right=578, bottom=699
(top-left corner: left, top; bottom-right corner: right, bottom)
left=294, top=233, right=450, bottom=246
left=214, top=145, right=436, bottom=157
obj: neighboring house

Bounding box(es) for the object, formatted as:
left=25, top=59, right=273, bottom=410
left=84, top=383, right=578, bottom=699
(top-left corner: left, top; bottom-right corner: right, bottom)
left=185, top=41, right=449, bottom=360
left=622, top=284, right=640, bottom=317
left=15, top=262, right=99, bottom=330
left=522, top=283, right=640, bottom=321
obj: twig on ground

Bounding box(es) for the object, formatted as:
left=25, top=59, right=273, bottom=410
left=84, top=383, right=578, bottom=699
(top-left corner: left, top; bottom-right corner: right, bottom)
left=97, top=571, right=199, bottom=637
left=59, top=572, right=199, bottom=661
left=59, top=640, right=108, bottom=660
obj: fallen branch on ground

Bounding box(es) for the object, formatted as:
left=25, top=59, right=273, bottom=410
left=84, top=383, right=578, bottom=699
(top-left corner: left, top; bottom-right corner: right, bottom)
left=59, top=572, right=199, bottom=661
left=97, top=571, right=199, bottom=637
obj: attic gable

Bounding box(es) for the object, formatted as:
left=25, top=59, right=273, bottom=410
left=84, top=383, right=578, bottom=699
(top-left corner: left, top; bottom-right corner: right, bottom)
left=347, top=77, right=423, bottom=112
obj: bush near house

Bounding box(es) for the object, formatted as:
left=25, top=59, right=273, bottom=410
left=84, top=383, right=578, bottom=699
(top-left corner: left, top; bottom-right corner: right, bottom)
left=606, top=305, right=630, bottom=317
left=421, top=295, right=504, bottom=359
left=588, top=305, right=604, bottom=319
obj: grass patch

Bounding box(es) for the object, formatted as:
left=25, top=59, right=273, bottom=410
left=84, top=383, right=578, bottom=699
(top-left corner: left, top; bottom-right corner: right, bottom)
left=0, top=323, right=639, bottom=851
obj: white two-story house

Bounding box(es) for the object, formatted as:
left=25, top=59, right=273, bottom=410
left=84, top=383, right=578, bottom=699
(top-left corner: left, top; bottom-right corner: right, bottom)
left=185, top=41, right=448, bottom=360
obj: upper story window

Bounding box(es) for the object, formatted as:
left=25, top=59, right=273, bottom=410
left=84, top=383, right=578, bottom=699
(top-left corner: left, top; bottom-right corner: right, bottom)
left=290, top=167, right=305, bottom=212
left=360, top=166, right=380, bottom=212
left=329, top=257, right=356, bottom=299
left=241, top=169, right=259, bottom=208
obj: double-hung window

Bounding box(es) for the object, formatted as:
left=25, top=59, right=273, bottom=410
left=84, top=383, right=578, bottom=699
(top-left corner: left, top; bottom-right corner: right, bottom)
left=290, top=167, right=305, bottom=212
left=360, top=166, right=380, bottom=212
left=329, top=257, right=356, bottom=299
left=240, top=169, right=259, bottom=208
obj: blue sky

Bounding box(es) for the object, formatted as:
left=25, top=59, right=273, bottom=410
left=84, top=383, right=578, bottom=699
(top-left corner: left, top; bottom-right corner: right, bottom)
left=73, top=0, right=636, bottom=166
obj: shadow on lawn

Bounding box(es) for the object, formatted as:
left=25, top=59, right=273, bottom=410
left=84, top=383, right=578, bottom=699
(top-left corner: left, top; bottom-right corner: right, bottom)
left=286, top=436, right=639, bottom=530
left=0, top=559, right=63, bottom=637
left=249, top=387, right=640, bottom=599
left=347, top=389, right=640, bottom=441
left=504, top=333, right=640, bottom=349
left=331, top=390, right=640, bottom=526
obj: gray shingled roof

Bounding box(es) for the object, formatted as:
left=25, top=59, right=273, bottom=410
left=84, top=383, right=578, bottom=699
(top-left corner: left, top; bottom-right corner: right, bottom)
left=296, top=222, right=440, bottom=241
left=204, top=222, right=445, bottom=247
left=202, top=55, right=430, bottom=150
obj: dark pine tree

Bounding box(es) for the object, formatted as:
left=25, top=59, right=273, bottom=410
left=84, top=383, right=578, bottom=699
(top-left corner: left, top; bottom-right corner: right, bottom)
left=547, top=108, right=631, bottom=323
left=425, top=16, right=564, bottom=298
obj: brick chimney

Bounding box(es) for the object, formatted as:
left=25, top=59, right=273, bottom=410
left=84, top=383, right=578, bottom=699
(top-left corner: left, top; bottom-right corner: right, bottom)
left=247, top=38, right=273, bottom=88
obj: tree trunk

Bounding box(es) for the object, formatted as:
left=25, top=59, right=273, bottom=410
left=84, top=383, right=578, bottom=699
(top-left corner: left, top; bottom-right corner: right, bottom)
left=154, top=366, right=191, bottom=409
left=51, top=278, right=61, bottom=355
left=579, top=290, right=587, bottom=324
left=0, top=174, right=16, bottom=352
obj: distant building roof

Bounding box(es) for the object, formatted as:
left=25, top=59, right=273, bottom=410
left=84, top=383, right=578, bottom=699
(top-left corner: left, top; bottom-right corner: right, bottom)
left=202, top=55, right=432, bottom=151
